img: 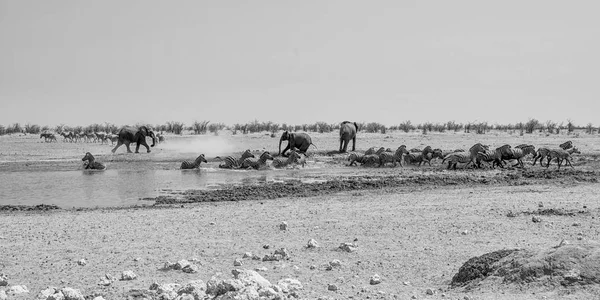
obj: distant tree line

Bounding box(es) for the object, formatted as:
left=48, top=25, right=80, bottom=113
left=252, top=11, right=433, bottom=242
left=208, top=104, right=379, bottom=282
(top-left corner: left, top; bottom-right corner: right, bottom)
left=0, top=119, right=598, bottom=136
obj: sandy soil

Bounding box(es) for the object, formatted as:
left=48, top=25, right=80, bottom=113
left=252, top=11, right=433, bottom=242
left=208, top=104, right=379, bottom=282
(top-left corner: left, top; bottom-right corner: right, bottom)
left=1, top=130, right=600, bottom=299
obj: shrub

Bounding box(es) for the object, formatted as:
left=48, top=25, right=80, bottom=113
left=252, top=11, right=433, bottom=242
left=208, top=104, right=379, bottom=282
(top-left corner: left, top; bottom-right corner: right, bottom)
left=192, top=121, right=209, bottom=134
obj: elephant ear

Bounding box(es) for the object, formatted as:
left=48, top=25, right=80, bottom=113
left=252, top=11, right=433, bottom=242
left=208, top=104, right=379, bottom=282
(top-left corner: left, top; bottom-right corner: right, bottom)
left=139, top=126, right=149, bottom=136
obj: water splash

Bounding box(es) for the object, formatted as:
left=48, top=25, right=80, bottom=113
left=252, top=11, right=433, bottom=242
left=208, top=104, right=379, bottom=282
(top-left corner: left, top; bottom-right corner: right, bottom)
left=159, top=135, right=236, bottom=157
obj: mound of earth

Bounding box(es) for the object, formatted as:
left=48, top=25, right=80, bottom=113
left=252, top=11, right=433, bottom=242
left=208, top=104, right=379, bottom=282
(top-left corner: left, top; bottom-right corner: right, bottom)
left=451, top=242, right=600, bottom=291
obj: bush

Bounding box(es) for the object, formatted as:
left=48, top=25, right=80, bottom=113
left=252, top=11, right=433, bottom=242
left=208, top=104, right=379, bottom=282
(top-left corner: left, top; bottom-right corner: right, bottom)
left=192, top=121, right=209, bottom=134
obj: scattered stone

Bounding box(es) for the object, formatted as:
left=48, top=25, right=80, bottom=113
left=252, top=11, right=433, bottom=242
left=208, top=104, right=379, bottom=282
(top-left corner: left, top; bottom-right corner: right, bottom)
left=280, top=221, right=288, bottom=230
left=572, top=222, right=581, bottom=227
left=309, top=265, right=316, bottom=270
left=277, top=278, right=303, bottom=293
left=174, top=260, right=191, bottom=270
left=532, top=216, right=542, bottom=223
left=506, top=211, right=517, bottom=217
left=369, top=274, right=382, bottom=285
left=120, top=270, right=137, bottom=281
left=234, top=259, right=243, bottom=266
left=163, top=261, right=175, bottom=270
left=324, top=264, right=333, bottom=271
left=242, top=252, right=253, bottom=258
left=7, top=285, right=29, bottom=295
left=61, top=287, right=84, bottom=300
left=339, top=242, right=358, bottom=252
left=178, top=280, right=206, bottom=299
left=327, top=284, right=338, bottom=291
left=538, top=202, right=544, bottom=208
left=47, top=291, right=64, bottom=300
left=307, top=239, right=319, bottom=248
left=464, top=296, right=471, bottom=300
left=330, top=260, right=342, bottom=268
left=77, top=259, right=87, bottom=266
left=209, top=222, right=215, bottom=225
left=425, top=288, right=434, bottom=295
left=262, top=248, right=290, bottom=261
left=461, top=230, right=469, bottom=235
left=263, top=244, right=270, bottom=249
left=411, top=296, right=417, bottom=299
left=0, top=274, right=7, bottom=286
left=134, top=257, right=141, bottom=262
left=293, top=265, right=300, bottom=271
left=255, top=267, right=268, bottom=272
left=37, top=287, right=57, bottom=299
left=557, top=239, right=570, bottom=247
left=251, top=254, right=262, bottom=261
left=182, top=264, right=199, bottom=274
left=403, top=281, right=410, bottom=285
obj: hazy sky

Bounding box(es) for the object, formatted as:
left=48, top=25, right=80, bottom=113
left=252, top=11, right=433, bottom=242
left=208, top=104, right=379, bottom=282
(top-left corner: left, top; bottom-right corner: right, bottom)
left=1, top=1, right=599, bottom=127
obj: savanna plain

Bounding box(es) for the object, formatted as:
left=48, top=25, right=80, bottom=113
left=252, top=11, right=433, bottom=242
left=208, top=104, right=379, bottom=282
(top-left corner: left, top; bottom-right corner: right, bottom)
left=1, top=130, right=600, bottom=300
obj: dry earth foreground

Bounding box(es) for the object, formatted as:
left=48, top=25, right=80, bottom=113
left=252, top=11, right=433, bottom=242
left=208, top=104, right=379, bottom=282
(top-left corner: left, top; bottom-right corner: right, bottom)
left=1, top=132, right=600, bottom=299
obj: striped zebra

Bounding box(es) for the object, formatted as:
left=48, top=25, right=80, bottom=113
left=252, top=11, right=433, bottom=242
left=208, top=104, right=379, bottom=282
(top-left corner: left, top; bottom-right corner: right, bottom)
left=40, top=132, right=57, bottom=142
left=546, top=148, right=580, bottom=169
left=241, top=151, right=274, bottom=170
left=361, top=154, right=380, bottom=166
left=364, top=147, right=386, bottom=156
left=59, top=131, right=73, bottom=142
left=475, top=145, right=510, bottom=168
left=532, top=142, right=574, bottom=167
left=82, top=152, right=106, bottom=170
left=180, top=154, right=208, bottom=169
left=409, top=148, right=422, bottom=153
left=347, top=152, right=364, bottom=166
left=379, top=146, right=409, bottom=167
left=503, top=145, right=536, bottom=168
left=272, top=150, right=304, bottom=168
left=442, top=143, right=490, bottom=170
left=405, top=148, right=443, bottom=167
left=215, top=149, right=254, bottom=169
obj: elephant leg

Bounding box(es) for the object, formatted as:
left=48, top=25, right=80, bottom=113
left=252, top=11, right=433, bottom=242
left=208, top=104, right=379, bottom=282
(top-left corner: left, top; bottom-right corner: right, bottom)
left=111, top=141, right=123, bottom=153
left=281, top=143, right=291, bottom=157
left=351, top=137, right=356, bottom=151
left=339, top=139, right=344, bottom=152
left=125, top=142, right=133, bottom=153
left=141, top=142, right=151, bottom=153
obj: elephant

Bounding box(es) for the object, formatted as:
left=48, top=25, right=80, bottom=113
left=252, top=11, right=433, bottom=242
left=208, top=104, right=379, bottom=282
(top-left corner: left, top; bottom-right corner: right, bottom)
left=278, top=131, right=315, bottom=157
left=339, top=121, right=358, bottom=153
left=111, top=126, right=156, bottom=153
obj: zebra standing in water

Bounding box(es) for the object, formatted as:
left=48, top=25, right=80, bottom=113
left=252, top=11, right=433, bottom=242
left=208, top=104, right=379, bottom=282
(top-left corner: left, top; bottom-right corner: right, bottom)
left=215, top=149, right=254, bottom=169
left=272, top=150, right=305, bottom=168
left=379, top=145, right=409, bottom=167
left=546, top=148, right=580, bottom=169
left=443, top=143, right=490, bottom=170
left=532, top=141, right=573, bottom=167
left=180, top=154, right=208, bottom=169
left=82, top=152, right=106, bottom=170
left=241, top=151, right=274, bottom=170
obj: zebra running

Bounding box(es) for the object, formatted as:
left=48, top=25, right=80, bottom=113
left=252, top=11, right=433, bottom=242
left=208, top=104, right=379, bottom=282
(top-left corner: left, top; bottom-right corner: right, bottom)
left=82, top=152, right=106, bottom=170
left=532, top=141, right=574, bottom=167
left=215, top=149, right=254, bottom=169
left=59, top=131, right=73, bottom=142
left=272, top=150, right=304, bottom=168
left=379, top=146, right=409, bottom=167
left=364, top=147, right=386, bottom=156
left=474, top=145, right=511, bottom=169
left=40, top=132, right=57, bottom=142
left=405, top=148, right=443, bottom=167
left=241, top=151, right=274, bottom=170
left=180, top=154, right=208, bottom=169
left=442, top=143, right=490, bottom=170
left=546, top=148, right=580, bottom=170
left=504, top=145, right=536, bottom=168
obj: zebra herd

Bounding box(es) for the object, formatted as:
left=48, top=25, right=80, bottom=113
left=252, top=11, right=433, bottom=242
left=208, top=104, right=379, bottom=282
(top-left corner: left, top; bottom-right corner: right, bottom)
left=346, top=140, right=581, bottom=170
left=41, top=131, right=166, bottom=145
left=179, top=150, right=306, bottom=170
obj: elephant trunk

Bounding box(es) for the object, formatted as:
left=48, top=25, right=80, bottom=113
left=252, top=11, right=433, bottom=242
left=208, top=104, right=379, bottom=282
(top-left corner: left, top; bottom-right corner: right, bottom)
left=149, top=132, right=156, bottom=147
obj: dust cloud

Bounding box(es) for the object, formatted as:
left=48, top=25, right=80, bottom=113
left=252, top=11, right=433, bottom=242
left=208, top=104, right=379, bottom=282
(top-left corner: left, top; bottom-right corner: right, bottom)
left=159, top=136, right=236, bottom=157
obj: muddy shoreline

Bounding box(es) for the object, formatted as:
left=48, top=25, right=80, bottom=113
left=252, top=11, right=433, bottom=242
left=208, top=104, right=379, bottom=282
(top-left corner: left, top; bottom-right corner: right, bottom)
left=3, top=168, right=598, bottom=212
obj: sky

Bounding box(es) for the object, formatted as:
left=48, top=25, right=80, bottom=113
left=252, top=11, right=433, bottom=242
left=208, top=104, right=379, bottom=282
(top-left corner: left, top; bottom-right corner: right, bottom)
left=1, top=1, right=599, bottom=128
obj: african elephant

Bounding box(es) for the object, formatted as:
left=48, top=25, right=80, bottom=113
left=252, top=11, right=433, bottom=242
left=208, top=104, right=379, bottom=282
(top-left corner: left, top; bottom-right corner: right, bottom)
left=111, top=126, right=156, bottom=153
left=339, top=121, right=358, bottom=153
left=278, top=131, right=315, bottom=156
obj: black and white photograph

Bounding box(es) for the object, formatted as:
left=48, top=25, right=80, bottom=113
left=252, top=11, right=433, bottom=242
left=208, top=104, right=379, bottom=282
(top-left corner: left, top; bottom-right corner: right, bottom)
left=1, top=1, right=599, bottom=299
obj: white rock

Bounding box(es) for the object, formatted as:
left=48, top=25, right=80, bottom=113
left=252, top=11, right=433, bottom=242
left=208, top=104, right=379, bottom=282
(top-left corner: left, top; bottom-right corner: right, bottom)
left=233, top=259, right=243, bottom=266
left=47, top=291, right=65, bottom=300
left=7, top=285, right=29, bottom=294
left=307, top=239, right=319, bottom=248
left=329, top=260, right=342, bottom=267
left=339, top=243, right=358, bottom=252
left=0, top=274, right=7, bottom=286
left=182, top=264, right=199, bottom=274
left=279, top=222, right=288, bottom=230
left=61, top=288, right=85, bottom=300
left=174, top=260, right=191, bottom=270
left=277, top=278, right=303, bottom=293
left=120, top=270, right=137, bottom=280
left=369, top=274, right=382, bottom=285
left=242, top=252, right=253, bottom=258
left=231, top=269, right=272, bottom=291
left=77, top=259, right=87, bottom=266
left=37, top=287, right=57, bottom=299
left=0, top=290, right=6, bottom=300
left=425, top=288, right=435, bottom=295
left=92, top=297, right=106, bottom=300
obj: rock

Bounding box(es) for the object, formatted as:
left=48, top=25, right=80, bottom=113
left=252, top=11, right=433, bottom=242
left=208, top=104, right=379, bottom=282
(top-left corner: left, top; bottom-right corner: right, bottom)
left=532, top=216, right=542, bottom=223
left=61, top=288, right=84, bottom=300
left=77, top=259, right=87, bottom=266
left=538, top=202, right=544, bottom=208
left=403, top=281, right=410, bottom=285
left=7, top=285, right=29, bottom=295
left=209, top=222, right=215, bottom=225
left=280, top=221, right=288, bottom=230
left=425, top=288, right=434, bottom=295
left=339, top=243, right=358, bottom=252
left=231, top=269, right=272, bottom=291
left=572, top=222, right=581, bottom=227
left=0, top=274, right=8, bottom=286
left=251, top=254, right=262, bottom=261
left=274, top=248, right=289, bottom=258
left=557, top=239, right=570, bottom=247
left=92, top=297, right=106, bottom=300
left=263, top=244, right=270, bottom=249
left=310, top=265, right=316, bottom=270
left=307, top=239, right=319, bottom=248
left=182, top=264, right=199, bottom=274
left=461, top=230, right=469, bottom=235
left=134, top=257, right=141, bottom=262
left=327, top=284, right=338, bottom=291
left=38, top=287, right=57, bottom=299
left=120, top=270, right=137, bottom=281
left=242, top=252, right=253, bottom=259
left=0, top=290, right=6, bottom=300
left=277, top=278, right=303, bottom=293
left=178, top=280, right=206, bottom=299
left=369, top=274, right=382, bottom=285
left=233, top=259, right=243, bottom=266
left=163, top=261, right=175, bottom=270
left=174, top=260, right=191, bottom=270
left=255, top=267, right=268, bottom=272
left=97, top=279, right=111, bottom=286
left=47, top=291, right=65, bottom=300
left=329, top=260, right=342, bottom=267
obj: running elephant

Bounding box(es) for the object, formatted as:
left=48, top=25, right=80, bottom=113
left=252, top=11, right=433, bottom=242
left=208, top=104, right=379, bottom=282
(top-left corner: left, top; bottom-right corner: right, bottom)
left=111, top=126, right=156, bottom=153
left=278, top=131, right=316, bottom=157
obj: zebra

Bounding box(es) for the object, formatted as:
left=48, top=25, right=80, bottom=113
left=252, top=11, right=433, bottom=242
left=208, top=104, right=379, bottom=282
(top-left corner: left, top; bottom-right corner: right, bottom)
left=180, top=154, right=208, bottom=169
left=82, top=152, right=106, bottom=170
left=241, top=151, right=274, bottom=170
left=379, top=146, right=409, bottom=167
left=532, top=142, right=574, bottom=167
left=40, top=132, right=57, bottom=142
left=503, top=145, right=536, bottom=168
left=59, top=131, right=73, bottom=142
left=215, top=149, right=254, bottom=169
left=96, top=132, right=108, bottom=144
left=442, top=143, right=490, bottom=170
left=405, top=148, right=442, bottom=167
left=155, top=133, right=165, bottom=144
left=107, top=134, right=119, bottom=145
left=409, top=148, right=422, bottom=153
left=272, top=150, right=305, bottom=168
left=364, top=147, right=386, bottom=155
left=475, top=145, right=511, bottom=168
left=546, top=148, right=581, bottom=169
left=361, top=154, right=380, bottom=166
